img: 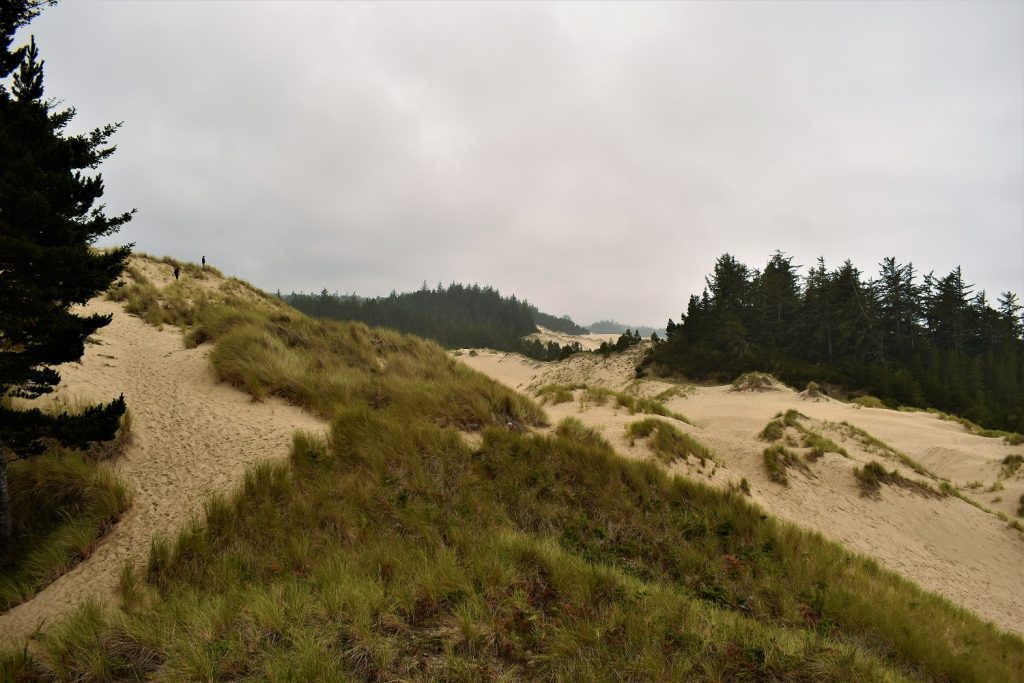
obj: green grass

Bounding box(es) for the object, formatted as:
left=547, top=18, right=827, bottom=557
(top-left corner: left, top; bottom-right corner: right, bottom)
left=0, top=450, right=133, bottom=611
left=9, top=412, right=1023, bottom=680
left=758, top=411, right=846, bottom=461
left=12, top=257, right=1022, bottom=679
left=626, top=418, right=714, bottom=466
left=534, top=383, right=579, bottom=405
left=802, top=432, right=848, bottom=460
left=576, top=385, right=692, bottom=424
left=762, top=445, right=809, bottom=486
left=854, top=462, right=941, bottom=500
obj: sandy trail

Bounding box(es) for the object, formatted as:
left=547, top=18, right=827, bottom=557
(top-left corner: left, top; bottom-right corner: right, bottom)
left=0, top=299, right=325, bottom=644
left=459, top=347, right=1024, bottom=635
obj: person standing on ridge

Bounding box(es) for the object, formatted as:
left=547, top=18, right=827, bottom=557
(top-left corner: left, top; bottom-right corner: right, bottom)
left=201, top=255, right=205, bottom=268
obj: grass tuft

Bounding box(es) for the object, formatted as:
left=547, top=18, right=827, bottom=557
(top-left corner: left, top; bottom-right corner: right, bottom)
left=762, top=445, right=807, bottom=486
left=626, top=418, right=714, bottom=465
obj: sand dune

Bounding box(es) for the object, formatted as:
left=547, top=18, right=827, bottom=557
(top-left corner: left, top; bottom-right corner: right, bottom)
left=458, top=346, right=1024, bottom=634
left=0, top=294, right=325, bottom=644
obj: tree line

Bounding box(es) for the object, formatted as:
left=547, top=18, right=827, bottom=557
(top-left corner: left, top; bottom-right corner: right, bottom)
left=642, top=252, right=1024, bottom=432
left=282, top=283, right=589, bottom=355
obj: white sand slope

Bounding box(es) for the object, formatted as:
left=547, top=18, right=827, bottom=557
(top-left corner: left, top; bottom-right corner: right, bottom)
left=458, top=347, right=1024, bottom=635
left=0, top=298, right=325, bottom=644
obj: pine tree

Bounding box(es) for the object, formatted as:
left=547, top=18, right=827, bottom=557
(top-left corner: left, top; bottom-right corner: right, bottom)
left=0, top=0, right=133, bottom=550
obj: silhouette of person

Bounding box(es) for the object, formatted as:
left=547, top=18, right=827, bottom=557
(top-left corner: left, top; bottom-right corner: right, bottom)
left=202, top=255, right=206, bottom=268
left=173, top=266, right=180, bottom=280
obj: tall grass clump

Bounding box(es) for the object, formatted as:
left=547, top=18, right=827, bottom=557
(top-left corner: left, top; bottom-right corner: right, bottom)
left=802, top=431, right=848, bottom=460
left=762, top=445, right=807, bottom=486
left=1, top=451, right=132, bottom=610
left=626, top=418, right=713, bottom=465
left=534, top=383, right=577, bottom=405
left=854, top=462, right=941, bottom=500
left=1001, top=454, right=1024, bottom=479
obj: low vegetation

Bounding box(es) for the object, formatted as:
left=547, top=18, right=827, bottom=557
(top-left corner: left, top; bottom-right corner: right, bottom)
left=573, top=385, right=691, bottom=424
left=7, top=256, right=1022, bottom=680
left=534, top=383, right=579, bottom=405
left=758, top=411, right=847, bottom=461
left=854, top=462, right=941, bottom=500
left=730, top=372, right=778, bottom=392
left=626, top=418, right=713, bottom=466
left=1000, top=454, right=1023, bottom=479
left=762, top=445, right=807, bottom=486
left=1, top=447, right=132, bottom=611
left=852, top=395, right=887, bottom=409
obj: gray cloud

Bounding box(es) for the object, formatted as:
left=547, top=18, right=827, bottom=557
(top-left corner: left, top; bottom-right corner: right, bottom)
left=24, top=0, right=1023, bottom=325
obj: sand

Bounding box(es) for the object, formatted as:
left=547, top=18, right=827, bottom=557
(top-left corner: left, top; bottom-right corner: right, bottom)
left=0, top=296, right=325, bottom=645
left=458, top=346, right=1024, bottom=635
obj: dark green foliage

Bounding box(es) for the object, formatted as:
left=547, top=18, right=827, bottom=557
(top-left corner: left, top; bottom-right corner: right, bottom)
left=283, top=284, right=587, bottom=355
left=0, top=446, right=131, bottom=610
left=518, top=338, right=583, bottom=362
left=643, top=252, right=1024, bottom=432
left=0, top=0, right=132, bottom=549
left=596, top=328, right=643, bottom=356
left=532, top=310, right=589, bottom=335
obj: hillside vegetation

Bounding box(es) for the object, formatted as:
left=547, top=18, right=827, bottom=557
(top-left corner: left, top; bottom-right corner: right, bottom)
left=284, top=283, right=589, bottom=355
left=3, top=256, right=1022, bottom=681
left=643, top=253, right=1024, bottom=432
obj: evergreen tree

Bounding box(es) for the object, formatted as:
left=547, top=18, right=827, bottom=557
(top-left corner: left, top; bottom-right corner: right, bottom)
left=0, top=0, right=133, bottom=549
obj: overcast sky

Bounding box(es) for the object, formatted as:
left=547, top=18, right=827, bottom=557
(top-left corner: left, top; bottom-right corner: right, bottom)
left=23, top=1, right=1024, bottom=326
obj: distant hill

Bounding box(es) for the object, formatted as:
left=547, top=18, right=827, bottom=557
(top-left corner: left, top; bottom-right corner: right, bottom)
left=532, top=310, right=589, bottom=335
left=589, top=319, right=665, bottom=338
left=282, top=283, right=588, bottom=351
